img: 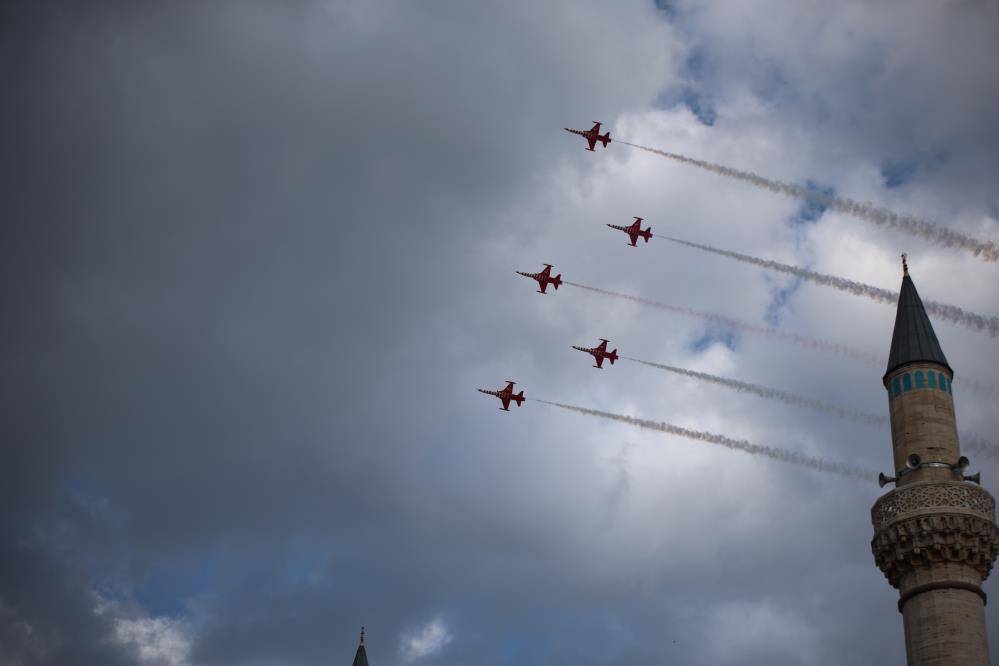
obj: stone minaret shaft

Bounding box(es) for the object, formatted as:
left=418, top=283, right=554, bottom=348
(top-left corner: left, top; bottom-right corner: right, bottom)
left=871, top=259, right=999, bottom=665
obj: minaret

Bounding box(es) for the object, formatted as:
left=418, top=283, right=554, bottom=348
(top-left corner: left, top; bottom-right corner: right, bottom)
left=871, top=256, right=999, bottom=665
left=352, top=626, right=369, bottom=666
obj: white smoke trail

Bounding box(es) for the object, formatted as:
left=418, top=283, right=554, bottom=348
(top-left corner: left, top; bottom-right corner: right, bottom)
left=619, top=141, right=999, bottom=262
left=562, top=280, right=882, bottom=366
left=563, top=279, right=999, bottom=396
left=533, top=398, right=875, bottom=481
left=923, top=301, right=999, bottom=339
left=623, top=356, right=887, bottom=426
left=659, top=235, right=999, bottom=337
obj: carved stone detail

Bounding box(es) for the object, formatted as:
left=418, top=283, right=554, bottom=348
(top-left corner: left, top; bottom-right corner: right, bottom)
left=871, top=513, right=999, bottom=588
left=871, top=481, right=995, bottom=530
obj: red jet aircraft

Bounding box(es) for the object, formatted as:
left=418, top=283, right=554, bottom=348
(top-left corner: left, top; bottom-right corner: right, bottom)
left=516, top=264, right=562, bottom=294
left=608, top=217, right=652, bottom=246
left=564, top=121, right=611, bottom=152
left=477, top=381, right=525, bottom=411
left=572, top=338, right=619, bottom=369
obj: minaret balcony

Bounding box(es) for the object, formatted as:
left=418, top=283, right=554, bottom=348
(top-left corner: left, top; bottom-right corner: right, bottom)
left=871, top=480, right=999, bottom=588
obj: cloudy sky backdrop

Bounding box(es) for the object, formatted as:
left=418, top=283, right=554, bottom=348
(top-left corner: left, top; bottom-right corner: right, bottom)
left=3, top=1, right=999, bottom=664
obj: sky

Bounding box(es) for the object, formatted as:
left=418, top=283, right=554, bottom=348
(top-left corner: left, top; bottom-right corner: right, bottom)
left=2, top=1, right=999, bottom=664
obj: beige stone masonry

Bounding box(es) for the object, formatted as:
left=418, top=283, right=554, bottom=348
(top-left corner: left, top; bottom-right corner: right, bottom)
left=873, top=362, right=998, bottom=665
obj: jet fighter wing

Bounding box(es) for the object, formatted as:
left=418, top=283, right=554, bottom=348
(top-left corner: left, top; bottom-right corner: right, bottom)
left=595, top=340, right=608, bottom=352
left=586, top=136, right=597, bottom=151
left=500, top=395, right=512, bottom=410
left=590, top=122, right=602, bottom=133
left=626, top=230, right=640, bottom=246
left=594, top=355, right=604, bottom=369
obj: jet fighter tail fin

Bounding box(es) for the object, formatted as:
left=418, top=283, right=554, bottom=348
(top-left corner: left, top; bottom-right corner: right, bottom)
left=552, top=274, right=562, bottom=289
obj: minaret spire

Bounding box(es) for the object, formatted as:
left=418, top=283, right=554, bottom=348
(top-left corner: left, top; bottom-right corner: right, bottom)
left=352, top=626, right=369, bottom=666
left=884, top=260, right=950, bottom=381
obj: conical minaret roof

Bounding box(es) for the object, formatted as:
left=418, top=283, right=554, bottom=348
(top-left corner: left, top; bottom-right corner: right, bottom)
left=884, top=256, right=951, bottom=380
left=352, top=627, right=369, bottom=666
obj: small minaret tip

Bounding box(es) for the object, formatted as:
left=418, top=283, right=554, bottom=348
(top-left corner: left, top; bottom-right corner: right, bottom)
left=360, top=626, right=365, bottom=646
left=901, top=253, right=908, bottom=276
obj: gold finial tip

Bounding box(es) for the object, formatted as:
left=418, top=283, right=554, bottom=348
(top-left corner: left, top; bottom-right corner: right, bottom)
left=901, top=253, right=909, bottom=276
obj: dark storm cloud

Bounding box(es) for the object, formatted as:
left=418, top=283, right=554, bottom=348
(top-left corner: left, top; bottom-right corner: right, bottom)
left=3, top=1, right=687, bottom=664
left=3, top=1, right=997, bottom=665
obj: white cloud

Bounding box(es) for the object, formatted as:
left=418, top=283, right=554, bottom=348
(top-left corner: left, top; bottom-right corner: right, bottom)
left=399, top=618, right=453, bottom=661
left=95, top=598, right=192, bottom=666
left=113, top=616, right=191, bottom=666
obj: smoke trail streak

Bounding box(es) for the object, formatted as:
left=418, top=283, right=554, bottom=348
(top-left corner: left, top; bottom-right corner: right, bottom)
left=659, top=235, right=999, bottom=337
left=619, top=141, right=999, bottom=262
left=563, top=280, right=999, bottom=396
left=533, top=399, right=875, bottom=481
left=562, top=280, right=882, bottom=366
left=922, top=301, right=999, bottom=338
left=623, top=356, right=887, bottom=426
left=624, top=357, right=998, bottom=449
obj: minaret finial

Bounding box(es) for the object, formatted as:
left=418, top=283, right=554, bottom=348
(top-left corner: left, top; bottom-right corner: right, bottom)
left=360, top=626, right=365, bottom=646
left=901, top=253, right=908, bottom=276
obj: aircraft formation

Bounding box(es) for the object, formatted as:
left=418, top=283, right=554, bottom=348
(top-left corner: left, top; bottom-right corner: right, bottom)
left=474, top=119, right=999, bottom=494
left=479, top=121, right=626, bottom=408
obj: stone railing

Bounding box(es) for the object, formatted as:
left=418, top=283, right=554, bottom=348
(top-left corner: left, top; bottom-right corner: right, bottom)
left=872, top=481, right=995, bottom=530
